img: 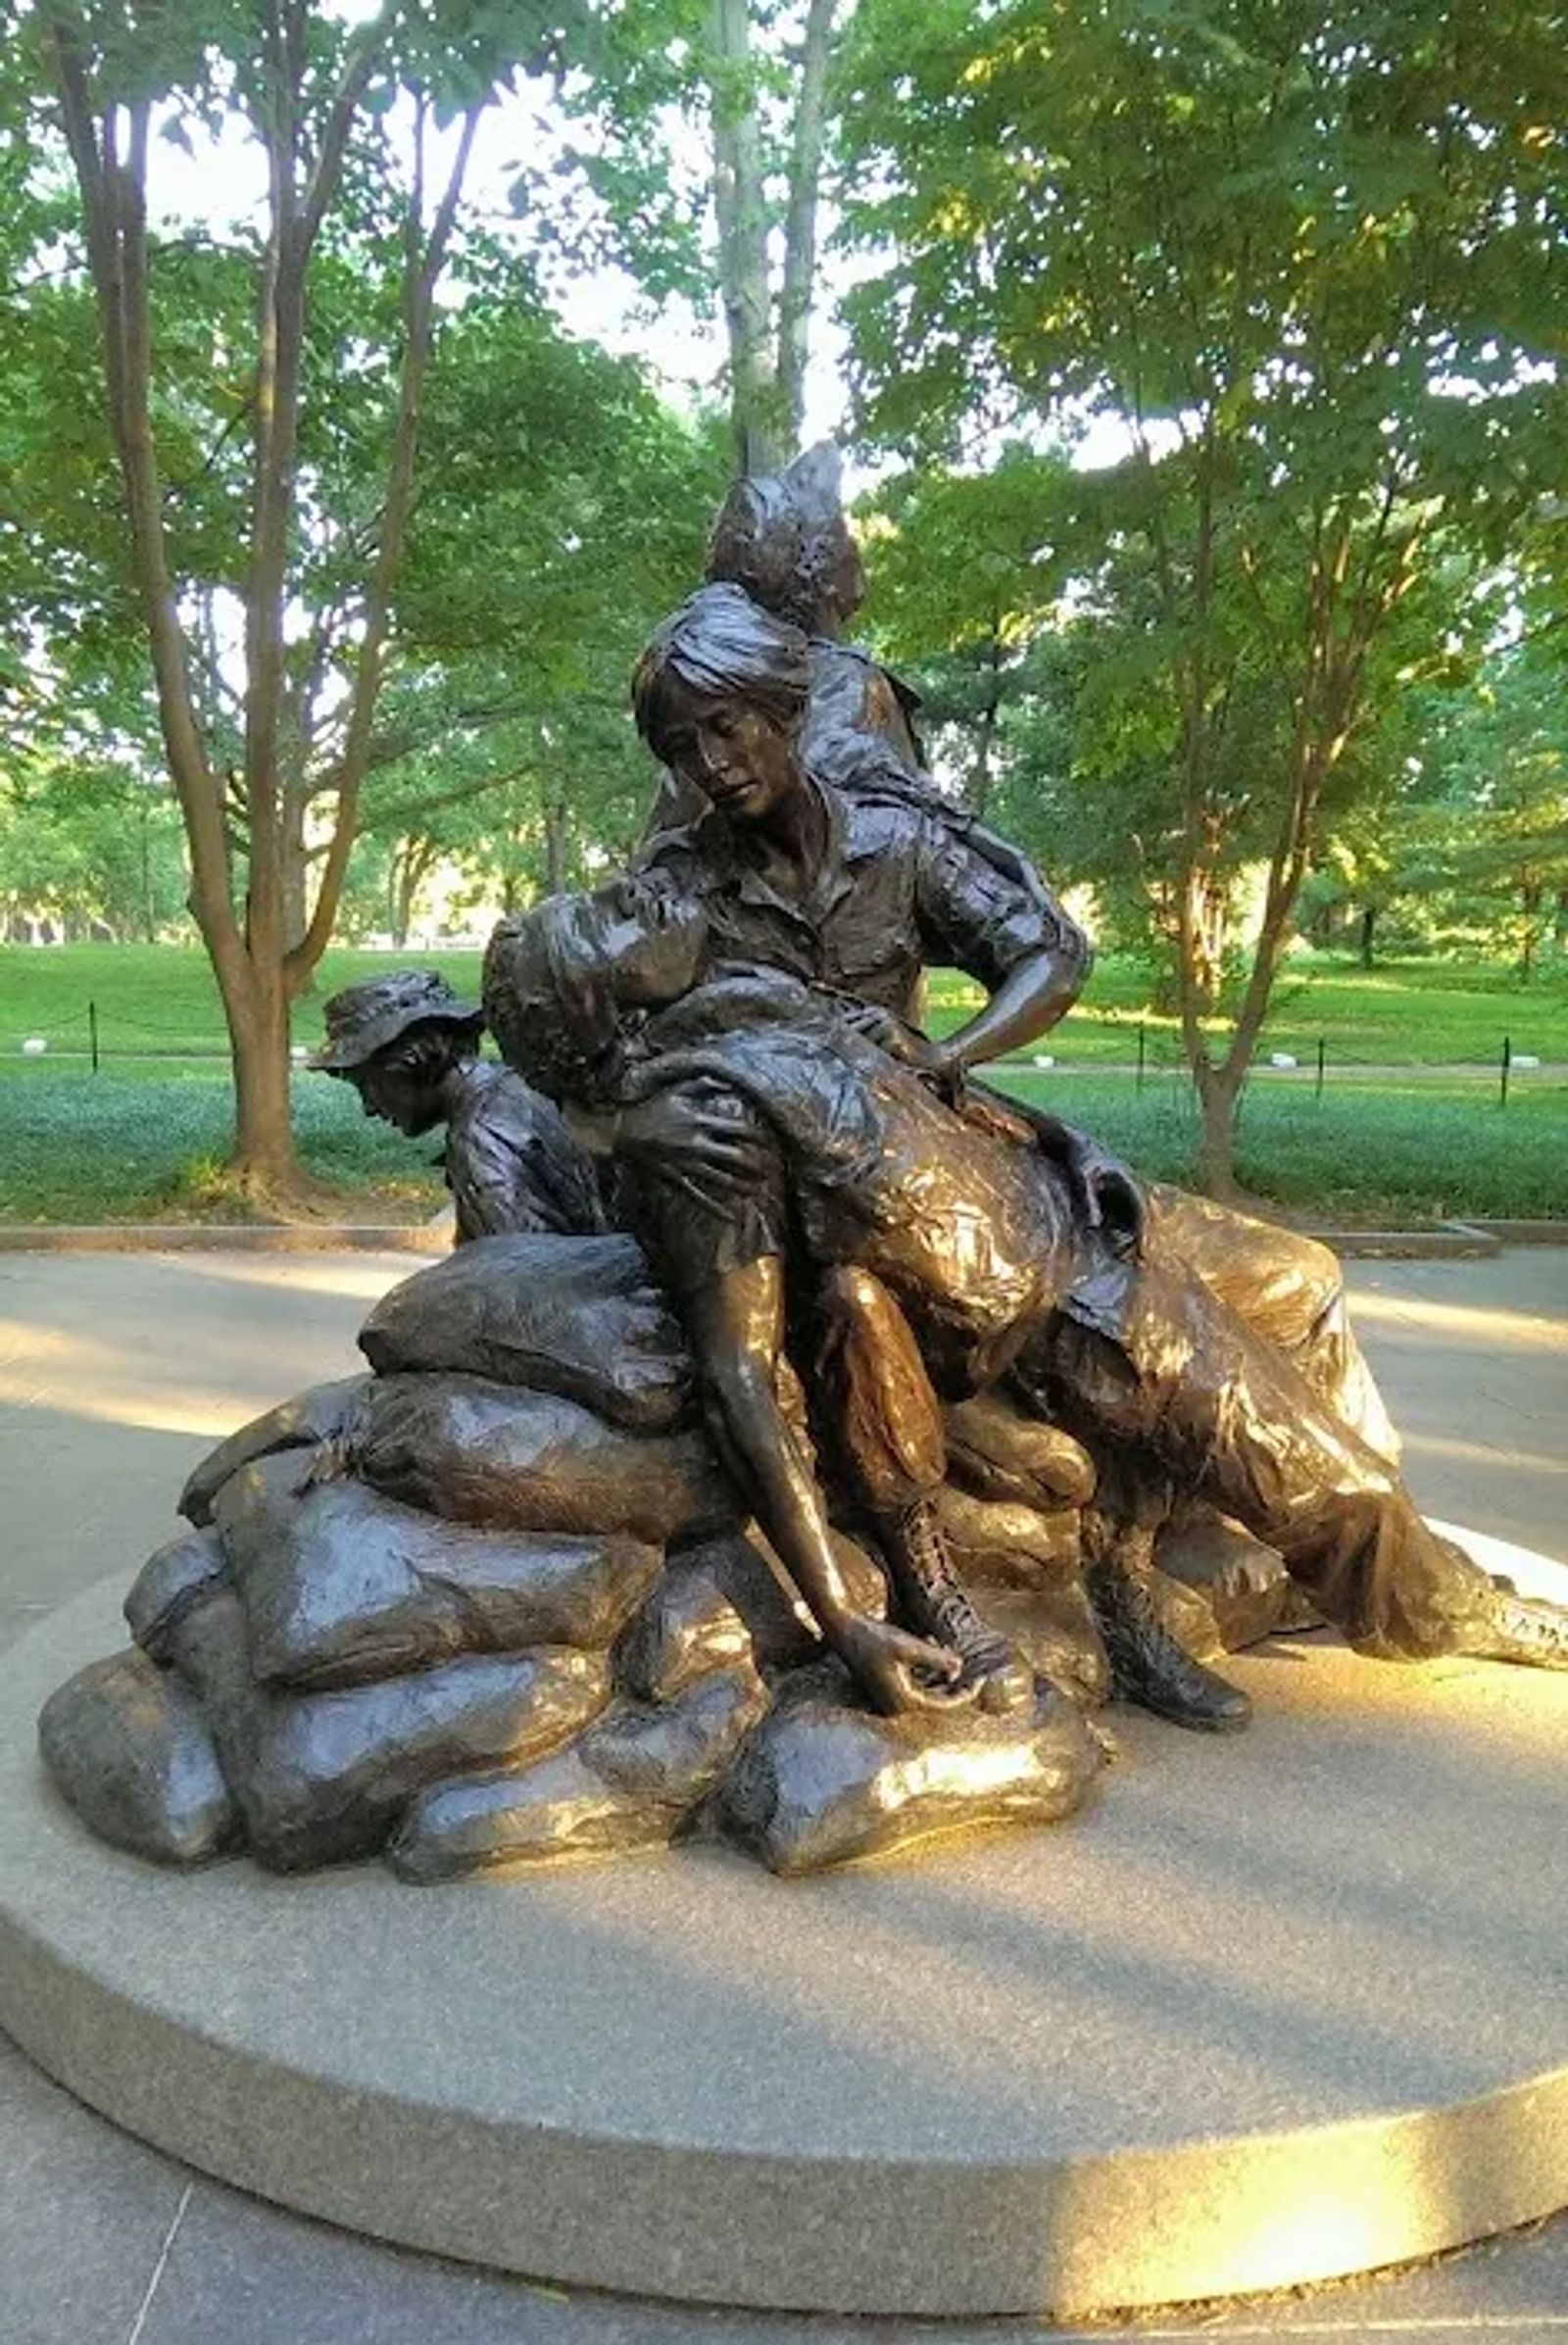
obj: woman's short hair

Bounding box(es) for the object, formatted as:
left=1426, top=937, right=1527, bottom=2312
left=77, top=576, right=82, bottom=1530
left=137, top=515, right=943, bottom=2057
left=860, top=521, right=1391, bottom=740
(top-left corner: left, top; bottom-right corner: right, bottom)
left=631, top=582, right=811, bottom=762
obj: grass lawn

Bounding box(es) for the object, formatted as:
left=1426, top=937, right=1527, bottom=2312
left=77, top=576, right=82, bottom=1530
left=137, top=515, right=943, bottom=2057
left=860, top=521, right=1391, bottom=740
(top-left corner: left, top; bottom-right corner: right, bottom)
left=0, top=1060, right=444, bottom=1225
left=994, top=1070, right=1568, bottom=1227
left=1, top=943, right=1564, bottom=1224
left=2, top=1052, right=1561, bottom=1228
left=5, top=942, right=1567, bottom=1068
left=928, top=954, right=1568, bottom=1067
left=0, top=942, right=489, bottom=1061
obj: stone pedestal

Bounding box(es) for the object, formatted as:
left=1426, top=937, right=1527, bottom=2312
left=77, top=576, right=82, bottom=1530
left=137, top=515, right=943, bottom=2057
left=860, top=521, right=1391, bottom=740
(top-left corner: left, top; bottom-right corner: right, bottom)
left=3, top=1544, right=1567, bottom=2321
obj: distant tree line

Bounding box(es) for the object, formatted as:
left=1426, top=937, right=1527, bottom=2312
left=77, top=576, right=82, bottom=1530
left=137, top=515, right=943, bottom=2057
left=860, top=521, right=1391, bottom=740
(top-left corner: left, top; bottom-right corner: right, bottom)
left=1, top=0, right=1563, bottom=1198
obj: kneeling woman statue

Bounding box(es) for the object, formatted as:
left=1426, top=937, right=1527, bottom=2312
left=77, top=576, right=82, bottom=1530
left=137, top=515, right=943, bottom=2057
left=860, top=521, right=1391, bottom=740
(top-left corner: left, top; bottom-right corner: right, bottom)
left=482, top=593, right=1568, bottom=1724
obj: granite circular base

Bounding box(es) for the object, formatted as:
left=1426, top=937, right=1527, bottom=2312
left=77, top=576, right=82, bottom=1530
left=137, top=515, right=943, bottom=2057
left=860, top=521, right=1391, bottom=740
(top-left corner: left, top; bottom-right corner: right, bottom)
left=4, top=1539, right=1568, bottom=2321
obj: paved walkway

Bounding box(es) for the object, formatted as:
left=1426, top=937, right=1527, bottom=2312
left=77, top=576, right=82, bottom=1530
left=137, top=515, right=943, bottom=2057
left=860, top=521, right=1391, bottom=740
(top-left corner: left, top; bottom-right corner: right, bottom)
left=1, top=1246, right=1566, bottom=2344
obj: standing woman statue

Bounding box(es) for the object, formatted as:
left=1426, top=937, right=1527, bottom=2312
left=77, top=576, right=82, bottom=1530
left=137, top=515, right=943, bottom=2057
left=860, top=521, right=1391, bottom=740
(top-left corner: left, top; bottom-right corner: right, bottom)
left=644, top=441, right=927, bottom=838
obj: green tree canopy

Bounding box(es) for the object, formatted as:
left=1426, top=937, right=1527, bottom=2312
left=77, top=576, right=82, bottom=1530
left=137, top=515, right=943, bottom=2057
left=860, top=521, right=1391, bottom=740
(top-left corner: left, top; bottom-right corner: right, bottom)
left=840, top=0, right=1568, bottom=1188
left=0, top=0, right=725, bottom=1192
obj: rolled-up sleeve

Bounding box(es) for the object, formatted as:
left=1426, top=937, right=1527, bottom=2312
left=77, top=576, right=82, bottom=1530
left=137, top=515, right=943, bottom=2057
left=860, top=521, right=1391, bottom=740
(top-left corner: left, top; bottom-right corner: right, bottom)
left=912, top=816, right=1093, bottom=991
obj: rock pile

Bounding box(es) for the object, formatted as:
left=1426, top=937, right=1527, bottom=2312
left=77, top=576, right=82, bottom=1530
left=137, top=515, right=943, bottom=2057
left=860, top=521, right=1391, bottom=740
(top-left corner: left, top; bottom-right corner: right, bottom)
left=37, top=1234, right=1302, bottom=1881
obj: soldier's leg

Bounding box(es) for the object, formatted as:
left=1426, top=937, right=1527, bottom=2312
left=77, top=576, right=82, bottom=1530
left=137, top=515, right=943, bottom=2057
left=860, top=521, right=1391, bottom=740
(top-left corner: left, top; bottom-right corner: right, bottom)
left=1070, top=1443, right=1255, bottom=1732
left=1146, top=1185, right=1399, bottom=1466
left=813, top=1264, right=1033, bottom=1712
left=1030, top=1261, right=1562, bottom=1668
left=1116, top=1188, right=1387, bottom=1722
left=624, top=1077, right=968, bottom=1716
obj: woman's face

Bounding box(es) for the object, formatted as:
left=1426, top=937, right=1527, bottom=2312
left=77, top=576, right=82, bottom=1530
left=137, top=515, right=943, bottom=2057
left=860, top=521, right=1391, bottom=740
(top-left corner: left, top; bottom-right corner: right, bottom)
left=660, top=685, right=801, bottom=827
left=347, top=1050, right=446, bottom=1136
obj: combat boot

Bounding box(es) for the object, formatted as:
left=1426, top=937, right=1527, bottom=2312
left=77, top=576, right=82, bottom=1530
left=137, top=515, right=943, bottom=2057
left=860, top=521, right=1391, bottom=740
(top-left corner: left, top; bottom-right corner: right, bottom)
left=881, top=1500, right=1036, bottom=1715
left=1086, top=1550, right=1253, bottom=1734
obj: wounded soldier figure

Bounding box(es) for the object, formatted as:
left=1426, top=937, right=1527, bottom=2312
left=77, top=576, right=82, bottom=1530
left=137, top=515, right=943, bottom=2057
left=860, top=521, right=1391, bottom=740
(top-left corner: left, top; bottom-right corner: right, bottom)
left=482, top=587, right=1568, bottom=1725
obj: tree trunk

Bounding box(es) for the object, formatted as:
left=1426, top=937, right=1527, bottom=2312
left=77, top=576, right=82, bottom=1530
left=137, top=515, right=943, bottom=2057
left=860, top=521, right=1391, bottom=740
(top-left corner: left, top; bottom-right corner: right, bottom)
left=544, top=802, right=568, bottom=896
left=280, top=779, right=311, bottom=960
left=391, top=839, right=427, bottom=950
left=776, top=0, right=838, bottom=451
left=219, top=962, right=295, bottom=1194
left=1516, top=872, right=1543, bottom=979
left=968, top=624, right=1003, bottom=815
left=1359, top=904, right=1377, bottom=967
left=709, top=0, right=783, bottom=470
left=139, top=805, right=156, bottom=944
left=1193, top=1061, right=1244, bottom=1200
left=1175, top=864, right=1227, bottom=1023
left=1192, top=876, right=1229, bottom=1016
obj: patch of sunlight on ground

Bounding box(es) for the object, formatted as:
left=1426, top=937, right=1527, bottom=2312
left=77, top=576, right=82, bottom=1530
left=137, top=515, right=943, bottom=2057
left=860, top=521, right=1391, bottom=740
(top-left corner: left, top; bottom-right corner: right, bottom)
left=1352, top=1292, right=1565, bottom=1352
left=161, top=1252, right=415, bottom=1303
left=0, top=1314, right=302, bottom=1437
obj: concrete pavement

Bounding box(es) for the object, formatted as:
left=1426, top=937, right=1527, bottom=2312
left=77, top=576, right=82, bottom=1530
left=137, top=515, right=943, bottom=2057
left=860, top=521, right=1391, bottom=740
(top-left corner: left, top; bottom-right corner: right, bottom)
left=1, top=1245, right=1566, bottom=2344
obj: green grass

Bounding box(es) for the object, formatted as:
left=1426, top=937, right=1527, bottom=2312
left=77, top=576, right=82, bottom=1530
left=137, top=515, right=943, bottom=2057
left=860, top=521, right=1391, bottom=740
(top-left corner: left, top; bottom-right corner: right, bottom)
left=994, top=1070, right=1568, bottom=1226
left=927, top=953, right=1568, bottom=1068
left=7, top=943, right=1567, bottom=1068
left=0, top=942, right=488, bottom=1060
left=2, top=944, right=1565, bottom=1224
left=0, top=1061, right=443, bottom=1224
left=3, top=1053, right=1560, bottom=1228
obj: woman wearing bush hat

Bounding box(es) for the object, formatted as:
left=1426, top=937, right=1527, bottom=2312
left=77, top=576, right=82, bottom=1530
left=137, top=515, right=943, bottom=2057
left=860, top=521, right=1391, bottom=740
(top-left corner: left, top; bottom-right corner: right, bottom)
left=313, top=970, right=606, bottom=1244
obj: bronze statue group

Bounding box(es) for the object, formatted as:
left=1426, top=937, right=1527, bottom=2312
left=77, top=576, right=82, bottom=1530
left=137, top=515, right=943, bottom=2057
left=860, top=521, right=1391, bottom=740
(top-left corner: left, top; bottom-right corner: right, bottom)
left=319, top=450, right=1568, bottom=1735
left=37, top=448, right=1568, bottom=1886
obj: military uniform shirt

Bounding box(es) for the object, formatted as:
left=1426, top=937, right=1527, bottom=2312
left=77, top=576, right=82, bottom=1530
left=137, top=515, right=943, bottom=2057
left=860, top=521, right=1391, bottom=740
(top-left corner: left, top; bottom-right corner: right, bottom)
left=634, top=768, right=1088, bottom=1027
left=443, top=1060, right=608, bottom=1245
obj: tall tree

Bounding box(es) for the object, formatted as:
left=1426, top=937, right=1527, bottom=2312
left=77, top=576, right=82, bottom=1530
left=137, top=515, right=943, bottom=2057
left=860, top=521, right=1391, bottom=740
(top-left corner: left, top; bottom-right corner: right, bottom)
left=20, top=1, right=562, bottom=1195
left=705, top=0, right=842, bottom=468
left=562, top=0, right=846, bottom=469
left=842, top=0, right=1568, bottom=1192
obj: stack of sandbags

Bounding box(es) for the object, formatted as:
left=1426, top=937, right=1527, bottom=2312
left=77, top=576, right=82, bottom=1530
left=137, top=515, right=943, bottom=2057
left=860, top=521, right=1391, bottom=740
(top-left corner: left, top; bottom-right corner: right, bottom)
left=356, top=1234, right=691, bottom=1432
left=937, top=1389, right=1095, bottom=1582
left=39, top=1233, right=1112, bottom=1881
left=42, top=1452, right=686, bottom=1875
left=385, top=1519, right=883, bottom=1881
left=40, top=1236, right=738, bottom=1873
left=389, top=1518, right=1107, bottom=1883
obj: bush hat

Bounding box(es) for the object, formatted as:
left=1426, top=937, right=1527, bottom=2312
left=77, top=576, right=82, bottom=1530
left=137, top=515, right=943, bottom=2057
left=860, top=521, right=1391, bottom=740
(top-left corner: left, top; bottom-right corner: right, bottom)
left=309, top=972, right=484, bottom=1071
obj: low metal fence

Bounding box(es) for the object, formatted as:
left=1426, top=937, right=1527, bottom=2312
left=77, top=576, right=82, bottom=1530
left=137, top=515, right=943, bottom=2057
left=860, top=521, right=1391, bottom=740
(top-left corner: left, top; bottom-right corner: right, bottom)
left=2, top=999, right=1557, bottom=1110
